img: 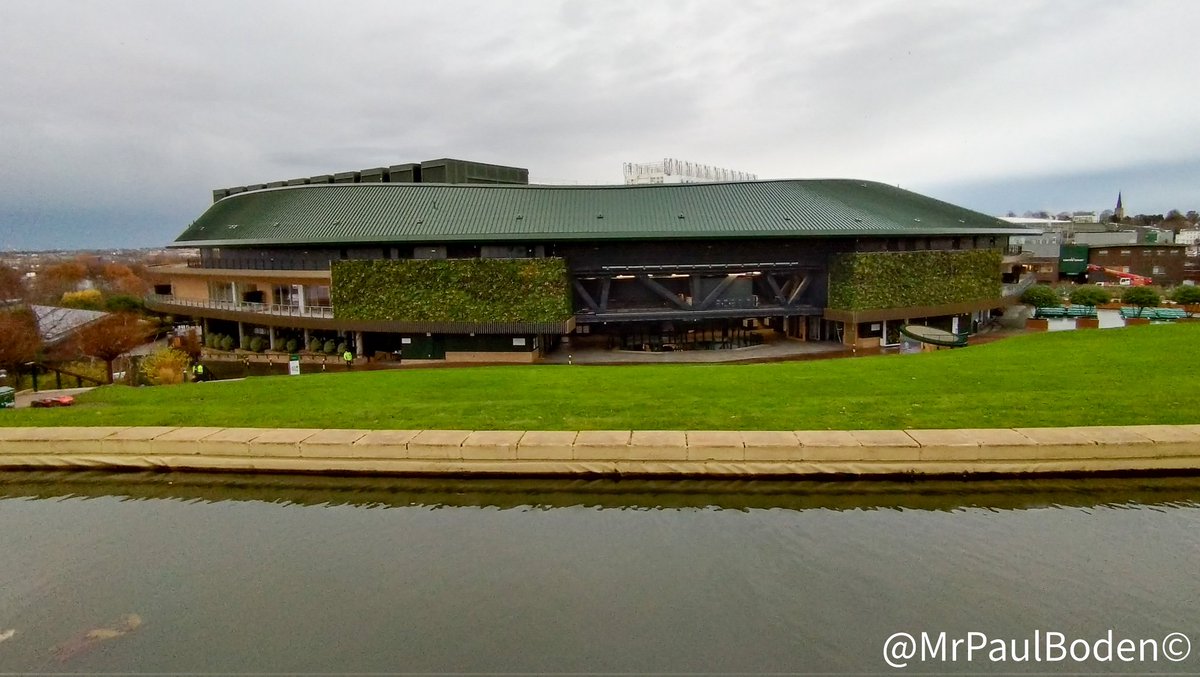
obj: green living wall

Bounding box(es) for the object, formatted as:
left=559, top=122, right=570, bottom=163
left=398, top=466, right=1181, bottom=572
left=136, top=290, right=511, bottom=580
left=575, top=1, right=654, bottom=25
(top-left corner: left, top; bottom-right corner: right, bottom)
left=331, top=258, right=572, bottom=323
left=827, top=249, right=1002, bottom=311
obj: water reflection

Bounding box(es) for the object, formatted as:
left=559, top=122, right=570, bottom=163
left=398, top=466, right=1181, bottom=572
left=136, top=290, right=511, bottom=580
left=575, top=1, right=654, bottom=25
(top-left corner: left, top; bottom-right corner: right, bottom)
left=3, top=470, right=1200, bottom=512
left=1, top=472, right=1198, bottom=674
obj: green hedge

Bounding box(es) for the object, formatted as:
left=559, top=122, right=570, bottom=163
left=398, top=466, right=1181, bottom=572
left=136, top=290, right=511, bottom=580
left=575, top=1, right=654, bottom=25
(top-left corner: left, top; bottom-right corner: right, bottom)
left=828, top=249, right=1001, bottom=311
left=331, top=258, right=572, bottom=323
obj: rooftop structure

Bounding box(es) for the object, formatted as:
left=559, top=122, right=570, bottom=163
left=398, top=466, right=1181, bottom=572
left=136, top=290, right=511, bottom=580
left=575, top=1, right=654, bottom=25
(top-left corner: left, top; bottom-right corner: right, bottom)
left=623, top=158, right=756, bottom=185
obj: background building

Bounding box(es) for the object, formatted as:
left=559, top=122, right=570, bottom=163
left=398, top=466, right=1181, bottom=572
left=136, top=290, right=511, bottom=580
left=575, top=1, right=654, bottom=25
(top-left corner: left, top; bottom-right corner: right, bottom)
left=623, top=158, right=757, bottom=185
left=1087, top=244, right=1187, bottom=286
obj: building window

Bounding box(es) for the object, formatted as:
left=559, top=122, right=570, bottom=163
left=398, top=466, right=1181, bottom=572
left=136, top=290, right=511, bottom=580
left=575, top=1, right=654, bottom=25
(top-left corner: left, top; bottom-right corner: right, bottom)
left=1098, top=250, right=1108, bottom=255
left=1120, top=250, right=1132, bottom=255
left=1153, top=266, right=1165, bottom=275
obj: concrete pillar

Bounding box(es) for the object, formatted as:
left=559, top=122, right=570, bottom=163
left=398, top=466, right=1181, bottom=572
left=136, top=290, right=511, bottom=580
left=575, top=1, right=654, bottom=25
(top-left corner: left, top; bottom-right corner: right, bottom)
left=355, top=331, right=365, bottom=357
left=303, top=328, right=311, bottom=348
left=237, top=321, right=245, bottom=346
left=268, top=326, right=275, bottom=350
left=296, top=284, right=306, bottom=313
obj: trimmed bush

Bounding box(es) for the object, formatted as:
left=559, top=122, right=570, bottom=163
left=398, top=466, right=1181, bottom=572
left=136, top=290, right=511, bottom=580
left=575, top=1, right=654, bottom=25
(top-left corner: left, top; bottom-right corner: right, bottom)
left=308, top=338, right=323, bottom=353
left=1069, top=285, right=1110, bottom=306
left=285, top=338, right=299, bottom=353
left=1020, top=285, right=1060, bottom=308
left=240, top=335, right=252, bottom=351
left=1171, top=286, right=1200, bottom=305
left=140, top=347, right=190, bottom=386
left=249, top=336, right=265, bottom=353
left=219, top=335, right=234, bottom=351
left=1121, top=286, right=1161, bottom=309
left=104, top=294, right=145, bottom=313
left=336, top=342, right=348, bottom=356
left=60, top=289, right=104, bottom=311
left=323, top=339, right=336, bottom=354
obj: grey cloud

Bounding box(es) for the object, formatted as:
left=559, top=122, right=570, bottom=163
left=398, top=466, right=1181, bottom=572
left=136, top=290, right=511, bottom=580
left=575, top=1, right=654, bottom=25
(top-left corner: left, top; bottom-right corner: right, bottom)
left=0, top=0, right=1198, bottom=249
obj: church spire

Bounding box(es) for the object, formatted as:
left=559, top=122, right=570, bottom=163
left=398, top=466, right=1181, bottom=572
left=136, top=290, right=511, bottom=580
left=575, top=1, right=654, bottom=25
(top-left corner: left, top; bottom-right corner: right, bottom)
left=1114, top=192, right=1125, bottom=221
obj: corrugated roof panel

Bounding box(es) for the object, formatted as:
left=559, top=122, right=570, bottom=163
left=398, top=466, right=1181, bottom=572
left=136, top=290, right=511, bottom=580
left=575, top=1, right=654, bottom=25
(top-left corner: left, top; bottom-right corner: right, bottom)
left=174, top=179, right=1034, bottom=247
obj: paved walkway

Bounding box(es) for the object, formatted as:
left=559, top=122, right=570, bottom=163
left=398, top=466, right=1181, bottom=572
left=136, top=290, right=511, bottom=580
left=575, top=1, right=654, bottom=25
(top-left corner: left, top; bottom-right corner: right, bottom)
left=542, top=336, right=851, bottom=364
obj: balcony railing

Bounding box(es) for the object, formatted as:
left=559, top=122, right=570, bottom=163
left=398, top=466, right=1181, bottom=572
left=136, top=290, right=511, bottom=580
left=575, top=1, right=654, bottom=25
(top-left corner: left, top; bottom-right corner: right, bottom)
left=187, top=258, right=331, bottom=271
left=147, top=294, right=334, bottom=318
left=1005, top=245, right=1023, bottom=256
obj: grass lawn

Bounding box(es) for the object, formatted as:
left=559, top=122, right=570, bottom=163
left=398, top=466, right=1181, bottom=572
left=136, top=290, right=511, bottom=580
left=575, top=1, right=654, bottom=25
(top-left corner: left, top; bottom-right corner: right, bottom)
left=3, top=324, right=1199, bottom=431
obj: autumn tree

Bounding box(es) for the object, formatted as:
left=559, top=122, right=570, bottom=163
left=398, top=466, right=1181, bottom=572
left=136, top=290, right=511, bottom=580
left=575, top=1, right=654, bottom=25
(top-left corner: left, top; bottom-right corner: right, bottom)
left=0, top=309, right=42, bottom=387
left=71, top=313, right=152, bottom=384
left=33, top=261, right=87, bottom=303
left=0, top=265, right=26, bottom=303
left=100, top=262, right=148, bottom=296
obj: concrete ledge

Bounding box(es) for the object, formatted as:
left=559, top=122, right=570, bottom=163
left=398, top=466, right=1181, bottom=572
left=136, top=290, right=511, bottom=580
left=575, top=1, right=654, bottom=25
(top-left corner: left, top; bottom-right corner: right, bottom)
left=2, top=425, right=1200, bottom=478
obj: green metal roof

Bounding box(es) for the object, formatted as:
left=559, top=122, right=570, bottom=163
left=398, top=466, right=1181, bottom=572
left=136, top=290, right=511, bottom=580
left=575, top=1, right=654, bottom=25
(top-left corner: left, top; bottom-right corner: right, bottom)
left=173, top=179, right=1033, bottom=247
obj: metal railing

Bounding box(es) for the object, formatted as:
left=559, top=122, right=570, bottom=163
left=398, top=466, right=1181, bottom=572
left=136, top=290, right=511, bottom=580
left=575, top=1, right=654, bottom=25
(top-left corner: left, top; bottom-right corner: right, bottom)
left=1005, top=245, right=1023, bottom=256
left=1001, top=273, right=1037, bottom=298
left=187, top=258, right=331, bottom=271
left=146, top=294, right=334, bottom=318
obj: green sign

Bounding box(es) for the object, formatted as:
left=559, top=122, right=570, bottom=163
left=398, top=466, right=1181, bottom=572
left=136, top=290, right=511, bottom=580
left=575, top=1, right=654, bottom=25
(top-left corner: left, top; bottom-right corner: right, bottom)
left=1059, top=245, right=1089, bottom=275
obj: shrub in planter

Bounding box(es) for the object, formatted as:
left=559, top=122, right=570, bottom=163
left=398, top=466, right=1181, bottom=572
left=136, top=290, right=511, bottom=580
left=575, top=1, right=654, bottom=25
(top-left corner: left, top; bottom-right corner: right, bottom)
left=285, top=338, right=299, bottom=353
left=1020, top=285, right=1060, bottom=308
left=336, top=342, right=348, bottom=355
left=1069, top=285, right=1110, bottom=306
left=219, top=335, right=235, bottom=352
left=1171, top=286, right=1200, bottom=305
left=1121, top=287, right=1161, bottom=309
left=323, top=339, right=336, bottom=354
left=240, top=335, right=252, bottom=351
left=249, top=336, right=265, bottom=353
left=309, top=338, right=324, bottom=353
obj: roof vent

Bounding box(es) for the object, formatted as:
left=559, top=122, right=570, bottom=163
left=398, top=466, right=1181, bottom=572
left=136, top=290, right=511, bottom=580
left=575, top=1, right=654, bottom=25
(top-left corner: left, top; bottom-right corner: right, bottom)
left=227, top=224, right=239, bottom=229
left=678, top=214, right=685, bottom=219
left=597, top=214, right=604, bottom=219
left=913, top=218, right=922, bottom=222
left=516, top=215, right=524, bottom=220
left=783, top=217, right=791, bottom=222
left=273, top=222, right=280, bottom=228
left=853, top=218, right=863, bottom=223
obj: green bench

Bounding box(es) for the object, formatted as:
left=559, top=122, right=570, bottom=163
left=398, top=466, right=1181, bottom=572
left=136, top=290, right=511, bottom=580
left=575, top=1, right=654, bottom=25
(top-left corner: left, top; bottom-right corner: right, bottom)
left=1119, top=307, right=1188, bottom=321
left=1065, top=305, right=1097, bottom=318
left=1034, top=306, right=1067, bottom=319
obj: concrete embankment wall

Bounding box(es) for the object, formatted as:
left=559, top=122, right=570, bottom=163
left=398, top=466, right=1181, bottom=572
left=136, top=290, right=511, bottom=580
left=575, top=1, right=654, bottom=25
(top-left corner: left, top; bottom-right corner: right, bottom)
left=2, top=426, right=1200, bottom=477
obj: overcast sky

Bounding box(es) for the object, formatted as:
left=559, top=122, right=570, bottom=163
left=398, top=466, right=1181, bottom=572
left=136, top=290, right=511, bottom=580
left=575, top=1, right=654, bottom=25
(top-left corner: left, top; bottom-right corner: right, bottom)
left=1, top=0, right=1198, bottom=250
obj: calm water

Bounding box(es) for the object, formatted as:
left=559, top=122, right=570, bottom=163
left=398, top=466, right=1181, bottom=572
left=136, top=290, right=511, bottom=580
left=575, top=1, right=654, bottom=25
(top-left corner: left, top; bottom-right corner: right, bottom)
left=1, top=472, right=1199, bottom=675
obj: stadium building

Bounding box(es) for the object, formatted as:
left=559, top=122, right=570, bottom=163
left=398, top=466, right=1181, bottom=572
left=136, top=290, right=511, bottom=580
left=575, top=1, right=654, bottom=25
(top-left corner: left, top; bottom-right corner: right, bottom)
left=148, top=159, right=1034, bottom=361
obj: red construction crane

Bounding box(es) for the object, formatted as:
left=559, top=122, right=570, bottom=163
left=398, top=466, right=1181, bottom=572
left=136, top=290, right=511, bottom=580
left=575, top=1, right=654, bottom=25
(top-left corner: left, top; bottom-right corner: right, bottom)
left=1086, top=264, right=1153, bottom=286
